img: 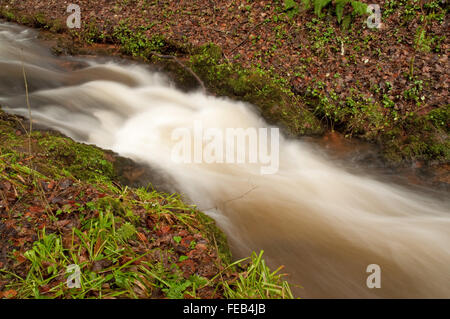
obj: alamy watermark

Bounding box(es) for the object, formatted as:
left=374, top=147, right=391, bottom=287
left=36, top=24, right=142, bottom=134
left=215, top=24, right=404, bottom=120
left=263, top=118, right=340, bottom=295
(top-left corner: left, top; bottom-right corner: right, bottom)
left=66, top=264, right=81, bottom=288
left=366, top=264, right=381, bottom=288
left=171, top=121, right=280, bottom=175
left=66, top=4, right=81, bottom=29
left=367, top=4, right=382, bottom=29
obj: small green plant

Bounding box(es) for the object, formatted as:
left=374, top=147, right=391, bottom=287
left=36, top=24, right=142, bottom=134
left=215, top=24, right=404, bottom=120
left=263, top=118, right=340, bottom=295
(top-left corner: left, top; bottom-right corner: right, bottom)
left=414, top=26, right=432, bottom=52
left=112, top=21, right=166, bottom=58
left=10, top=212, right=148, bottom=298
left=222, top=251, right=294, bottom=299
left=84, top=20, right=105, bottom=44
left=414, top=26, right=444, bottom=53
left=301, top=0, right=367, bottom=25
left=403, top=79, right=424, bottom=105
left=284, top=0, right=300, bottom=18
left=117, top=222, right=137, bottom=243
left=173, top=236, right=182, bottom=243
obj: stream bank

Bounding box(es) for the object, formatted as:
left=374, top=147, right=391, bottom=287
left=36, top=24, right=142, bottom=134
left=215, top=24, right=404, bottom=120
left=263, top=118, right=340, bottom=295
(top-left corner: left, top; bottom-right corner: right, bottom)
left=0, top=1, right=448, bottom=169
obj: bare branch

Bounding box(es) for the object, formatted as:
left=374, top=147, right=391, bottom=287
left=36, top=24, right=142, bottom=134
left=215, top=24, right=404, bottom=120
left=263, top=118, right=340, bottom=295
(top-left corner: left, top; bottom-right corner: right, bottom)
left=150, top=51, right=207, bottom=94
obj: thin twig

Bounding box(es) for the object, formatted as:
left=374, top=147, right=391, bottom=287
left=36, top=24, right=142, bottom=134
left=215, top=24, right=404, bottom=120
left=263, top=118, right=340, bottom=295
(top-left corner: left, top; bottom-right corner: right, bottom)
left=11, top=114, right=28, bottom=134
left=222, top=185, right=258, bottom=206
left=150, top=51, right=206, bottom=94
left=202, top=184, right=258, bottom=212
left=19, top=49, right=52, bottom=217
left=20, top=49, right=32, bottom=155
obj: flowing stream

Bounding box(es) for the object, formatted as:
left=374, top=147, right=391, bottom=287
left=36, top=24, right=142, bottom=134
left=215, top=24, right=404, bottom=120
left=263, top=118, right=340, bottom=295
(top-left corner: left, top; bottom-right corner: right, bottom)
left=1, top=22, right=449, bottom=298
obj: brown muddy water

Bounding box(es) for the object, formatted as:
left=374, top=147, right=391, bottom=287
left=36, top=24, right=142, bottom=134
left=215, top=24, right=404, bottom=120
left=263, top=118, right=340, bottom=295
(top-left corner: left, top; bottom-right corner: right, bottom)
left=1, top=22, right=449, bottom=298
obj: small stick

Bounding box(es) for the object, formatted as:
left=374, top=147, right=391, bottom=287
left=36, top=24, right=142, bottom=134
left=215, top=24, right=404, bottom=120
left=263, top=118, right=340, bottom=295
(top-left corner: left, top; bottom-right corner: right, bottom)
left=150, top=51, right=206, bottom=94
left=20, top=49, right=32, bottom=155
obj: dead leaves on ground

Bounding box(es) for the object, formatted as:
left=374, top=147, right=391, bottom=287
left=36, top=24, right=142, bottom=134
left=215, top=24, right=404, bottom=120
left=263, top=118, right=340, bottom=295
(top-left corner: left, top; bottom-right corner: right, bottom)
left=0, top=165, right=231, bottom=299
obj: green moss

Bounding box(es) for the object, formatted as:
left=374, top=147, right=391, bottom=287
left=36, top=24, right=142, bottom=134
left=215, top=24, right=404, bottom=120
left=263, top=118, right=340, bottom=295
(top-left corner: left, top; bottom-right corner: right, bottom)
left=36, top=136, right=114, bottom=182
left=2, top=9, right=15, bottom=21
left=33, top=12, right=47, bottom=27
left=48, top=19, right=65, bottom=33
left=0, top=8, right=65, bottom=33
left=427, top=106, right=450, bottom=132
left=380, top=112, right=449, bottom=164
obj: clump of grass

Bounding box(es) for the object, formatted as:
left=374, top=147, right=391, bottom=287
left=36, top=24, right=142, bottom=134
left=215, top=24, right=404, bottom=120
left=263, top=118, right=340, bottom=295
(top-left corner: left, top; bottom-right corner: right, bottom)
left=222, top=251, right=294, bottom=299
left=301, top=0, right=368, bottom=27
left=2, top=212, right=151, bottom=299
